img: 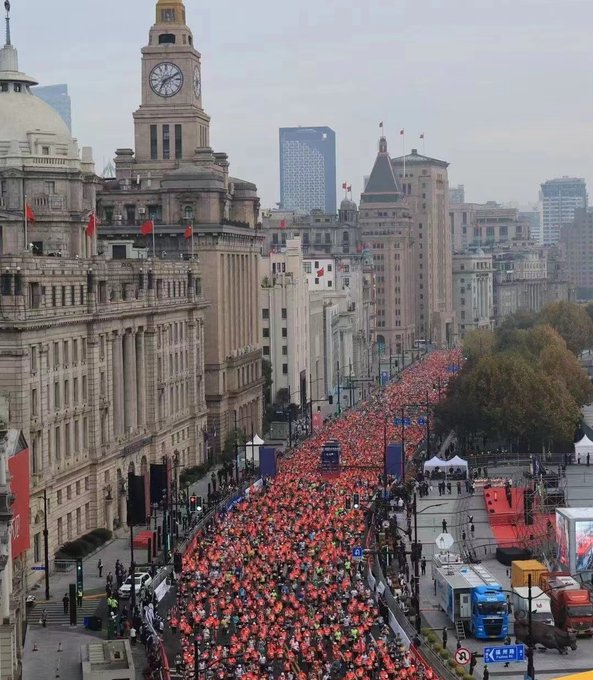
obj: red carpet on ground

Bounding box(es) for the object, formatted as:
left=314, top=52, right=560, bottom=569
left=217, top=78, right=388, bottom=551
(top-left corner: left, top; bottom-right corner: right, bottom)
left=484, top=486, right=555, bottom=547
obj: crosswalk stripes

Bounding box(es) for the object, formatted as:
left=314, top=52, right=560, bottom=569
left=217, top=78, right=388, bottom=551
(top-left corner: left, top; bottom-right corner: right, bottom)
left=27, top=598, right=100, bottom=626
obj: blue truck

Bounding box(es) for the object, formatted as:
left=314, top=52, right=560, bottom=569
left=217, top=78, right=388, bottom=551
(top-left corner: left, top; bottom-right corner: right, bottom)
left=433, top=555, right=509, bottom=639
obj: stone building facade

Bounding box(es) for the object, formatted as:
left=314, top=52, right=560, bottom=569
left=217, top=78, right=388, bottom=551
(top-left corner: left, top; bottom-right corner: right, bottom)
left=452, top=250, right=494, bottom=338
left=392, top=149, right=455, bottom=346
left=359, top=136, right=416, bottom=356
left=0, top=0, right=209, bottom=618
left=97, top=0, right=263, bottom=448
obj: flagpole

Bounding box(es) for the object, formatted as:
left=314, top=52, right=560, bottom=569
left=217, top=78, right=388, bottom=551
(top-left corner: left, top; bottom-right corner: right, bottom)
left=191, top=227, right=194, bottom=261
left=152, top=223, right=156, bottom=260
left=402, top=131, right=406, bottom=193
left=421, top=134, right=426, bottom=156
left=23, top=182, right=27, bottom=251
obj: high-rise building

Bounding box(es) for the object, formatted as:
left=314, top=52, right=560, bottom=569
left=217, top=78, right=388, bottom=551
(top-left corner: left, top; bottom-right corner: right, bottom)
left=359, top=136, right=415, bottom=356
left=33, top=84, right=72, bottom=131
left=259, top=238, right=310, bottom=407
left=449, top=184, right=465, bottom=204
left=98, top=0, right=263, bottom=448
left=392, top=149, right=455, bottom=346
left=561, top=208, right=593, bottom=300
left=279, top=126, right=336, bottom=214
left=540, top=177, right=587, bottom=245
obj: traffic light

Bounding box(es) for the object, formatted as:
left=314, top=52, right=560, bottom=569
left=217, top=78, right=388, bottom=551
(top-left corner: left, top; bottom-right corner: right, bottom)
left=328, top=395, right=333, bottom=405
left=173, top=551, right=183, bottom=573
left=189, top=495, right=197, bottom=512
left=76, top=558, right=84, bottom=593
left=353, top=493, right=360, bottom=509
left=345, top=496, right=351, bottom=510
left=196, top=496, right=203, bottom=511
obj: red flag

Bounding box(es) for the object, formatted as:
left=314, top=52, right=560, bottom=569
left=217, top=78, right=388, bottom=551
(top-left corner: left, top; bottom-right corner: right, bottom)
left=279, top=219, right=286, bottom=230
left=347, top=185, right=352, bottom=192
left=379, top=121, right=384, bottom=128
left=140, top=219, right=154, bottom=236
left=184, top=225, right=193, bottom=240
left=420, top=133, right=424, bottom=139
left=86, top=212, right=96, bottom=237
left=400, top=129, right=405, bottom=135
left=316, top=267, right=324, bottom=277
left=342, top=182, right=347, bottom=190
left=26, top=204, right=36, bottom=223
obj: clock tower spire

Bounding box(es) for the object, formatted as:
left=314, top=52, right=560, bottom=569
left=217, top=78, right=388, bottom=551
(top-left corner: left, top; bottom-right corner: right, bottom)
left=132, top=0, right=210, bottom=167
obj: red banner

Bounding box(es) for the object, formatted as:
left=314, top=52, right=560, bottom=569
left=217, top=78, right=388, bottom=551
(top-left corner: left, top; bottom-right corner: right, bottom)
left=9, top=447, right=30, bottom=558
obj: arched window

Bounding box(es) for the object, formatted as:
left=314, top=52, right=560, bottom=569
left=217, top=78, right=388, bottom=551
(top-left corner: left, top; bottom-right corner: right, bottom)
left=184, top=206, right=193, bottom=220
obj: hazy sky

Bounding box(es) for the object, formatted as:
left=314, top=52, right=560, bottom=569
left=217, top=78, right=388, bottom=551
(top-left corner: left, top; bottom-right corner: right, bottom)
left=13, top=0, right=593, bottom=209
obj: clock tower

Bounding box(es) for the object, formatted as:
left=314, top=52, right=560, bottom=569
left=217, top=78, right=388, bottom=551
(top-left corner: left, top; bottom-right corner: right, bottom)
left=133, top=0, right=211, bottom=167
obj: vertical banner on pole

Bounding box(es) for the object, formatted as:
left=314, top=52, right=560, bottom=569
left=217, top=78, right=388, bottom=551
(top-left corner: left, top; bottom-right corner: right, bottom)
left=259, top=447, right=277, bottom=478
left=386, top=443, right=404, bottom=480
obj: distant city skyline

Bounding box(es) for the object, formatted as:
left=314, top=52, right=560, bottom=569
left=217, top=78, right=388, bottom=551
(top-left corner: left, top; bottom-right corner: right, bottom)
left=13, top=0, right=593, bottom=209
left=279, top=126, right=336, bottom=214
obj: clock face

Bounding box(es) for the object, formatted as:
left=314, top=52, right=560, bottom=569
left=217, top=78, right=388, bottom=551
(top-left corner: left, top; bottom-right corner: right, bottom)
left=193, top=66, right=201, bottom=98
left=149, top=62, right=183, bottom=98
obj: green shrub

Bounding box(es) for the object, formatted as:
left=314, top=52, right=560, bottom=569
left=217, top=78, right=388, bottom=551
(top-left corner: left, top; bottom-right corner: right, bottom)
left=180, top=463, right=211, bottom=487
left=439, top=648, right=450, bottom=660
left=81, top=532, right=101, bottom=547
left=90, top=528, right=112, bottom=542
left=421, top=627, right=430, bottom=636
left=426, top=632, right=437, bottom=644
left=455, top=667, right=465, bottom=678
left=463, top=674, right=474, bottom=680
left=432, top=643, right=443, bottom=654
left=447, top=658, right=457, bottom=668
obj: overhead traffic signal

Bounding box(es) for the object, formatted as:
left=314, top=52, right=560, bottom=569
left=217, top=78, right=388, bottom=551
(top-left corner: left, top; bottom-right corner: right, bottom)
left=189, top=495, right=197, bottom=512
left=353, top=493, right=360, bottom=509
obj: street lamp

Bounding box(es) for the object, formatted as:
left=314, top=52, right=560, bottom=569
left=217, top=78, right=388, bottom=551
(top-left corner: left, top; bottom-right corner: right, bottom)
left=411, top=496, right=447, bottom=633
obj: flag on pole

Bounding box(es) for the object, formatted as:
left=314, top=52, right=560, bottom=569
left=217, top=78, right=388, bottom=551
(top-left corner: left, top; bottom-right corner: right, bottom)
left=342, top=182, right=347, bottom=189
left=140, top=219, right=154, bottom=236
left=347, top=185, right=352, bottom=192
left=420, top=133, right=424, bottom=139
left=316, top=267, right=324, bottom=277
left=400, top=129, right=405, bottom=135
left=25, top=204, right=36, bottom=223
left=379, top=121, right=384, bottom=128
left=184, top=225, right=193, bottom=240
left=279, top=219, right=286, bottom=230
left=86, top=212, right=96, bottom=237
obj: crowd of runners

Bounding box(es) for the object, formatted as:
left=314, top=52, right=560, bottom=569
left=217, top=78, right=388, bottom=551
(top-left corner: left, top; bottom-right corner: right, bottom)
left=169, top=350, right=460, bottom=679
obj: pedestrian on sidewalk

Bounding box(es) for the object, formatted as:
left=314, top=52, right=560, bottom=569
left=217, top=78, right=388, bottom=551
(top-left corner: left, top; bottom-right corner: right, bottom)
left=442, top=519, right=447, bottom=533
left=420, top=557, right=426, bottom=575
left=98, top=559, right=103, bottom=578
left=442, top=627, right=447, bottom=649
left=62, top=593, right=69, bottom=615
left=77, top=589, right=83, bottom=607
left=470, top=523, right=475, bottom=536
left=483, top=666, right=489, bottom=680
left=41, top=609, right=47, bottom=627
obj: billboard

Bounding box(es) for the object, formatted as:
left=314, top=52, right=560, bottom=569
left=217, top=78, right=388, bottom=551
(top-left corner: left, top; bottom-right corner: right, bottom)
left=575, top=520, right=593, bottom=572
left=321, top=441, right=341, bottom=472
left=8, top=447, right=30, bottom=558
left=259, top=447, right=278, bottom=478
left=557, top=511, right=569, bottom=571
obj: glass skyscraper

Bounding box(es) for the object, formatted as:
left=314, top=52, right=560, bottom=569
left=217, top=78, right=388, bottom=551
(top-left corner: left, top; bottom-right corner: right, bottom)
left=279, top=126, right=336, bottom=214
left=33, top=84, right=72, bottom=132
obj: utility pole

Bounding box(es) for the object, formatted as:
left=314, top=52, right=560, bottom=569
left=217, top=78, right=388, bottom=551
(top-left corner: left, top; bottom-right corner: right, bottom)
left=383, top=418, right=387, bottom=520
left=130, top=524, right=136, bottom=616
left=336, top=362, right=341, bottom=414
left=349, top=361, right=354, bottom=408
left=413, top=492, right=421, bottom=633
left=401, top=406, right=406, bottom=481
left=43, top=488, right=50, bottom=600
left=234, top=411, right=240, bottom=482
left=527, top=574, right=535, bottom=679
left=426, top=390, right=431, bottom=459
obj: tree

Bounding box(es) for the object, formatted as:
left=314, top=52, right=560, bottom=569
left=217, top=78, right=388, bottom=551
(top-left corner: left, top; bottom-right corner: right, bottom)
left=538, top=301, right=593, bottom=355
left=462, top=328, right=495, bottom=362
left=262, top=359, right=272, bottom=407
left=222, top=428, right=247, bottom=463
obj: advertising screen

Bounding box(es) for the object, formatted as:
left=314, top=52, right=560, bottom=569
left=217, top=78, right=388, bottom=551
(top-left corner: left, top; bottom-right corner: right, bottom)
left=575, top=520, right=593, bottom=572
left=556, top=511, right=569, bottom=570
left=8, top=447, right=30, bottom=559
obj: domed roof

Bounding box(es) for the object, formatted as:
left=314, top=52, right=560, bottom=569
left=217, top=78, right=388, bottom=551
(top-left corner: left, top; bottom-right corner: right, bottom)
left=161, top=163, right=224, bottom=189
left=340, top=197, right=357, bottom=211
left=0, top=90, right=71, bottom=145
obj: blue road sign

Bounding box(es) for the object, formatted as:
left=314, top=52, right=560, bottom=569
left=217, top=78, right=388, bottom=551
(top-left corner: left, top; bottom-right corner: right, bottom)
left=380, top=371, right=389, bottom=386
left=31, top=566, right=46, bottom=571
left=483, top=645, right=525, bottom=664
left=352, top=546, right=364, bottom=559
left=394, top=417, right=412, bottom=426
left=416, top=417, right=427, bottom=426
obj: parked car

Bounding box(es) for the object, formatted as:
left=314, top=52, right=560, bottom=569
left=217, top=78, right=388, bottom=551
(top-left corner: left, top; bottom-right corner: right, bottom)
left=118, top=571, right=152, bottom=598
